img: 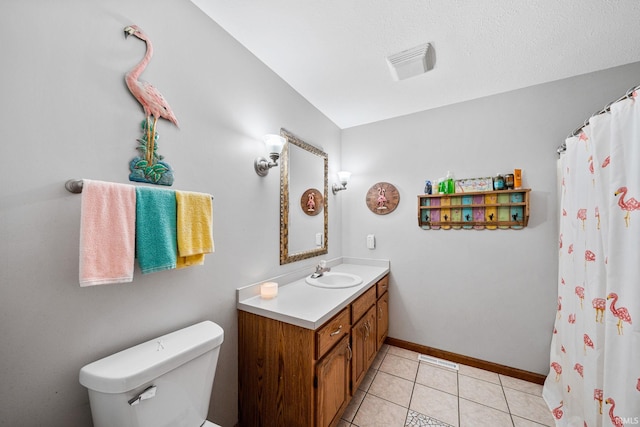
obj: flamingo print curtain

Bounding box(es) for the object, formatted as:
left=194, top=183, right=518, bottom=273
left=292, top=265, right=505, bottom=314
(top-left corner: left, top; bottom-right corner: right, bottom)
left=543, top=93, right=640, bottom=426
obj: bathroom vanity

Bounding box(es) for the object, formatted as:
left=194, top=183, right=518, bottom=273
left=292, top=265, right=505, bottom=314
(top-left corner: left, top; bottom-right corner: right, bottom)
left=237, top=258, right=389, bottom=427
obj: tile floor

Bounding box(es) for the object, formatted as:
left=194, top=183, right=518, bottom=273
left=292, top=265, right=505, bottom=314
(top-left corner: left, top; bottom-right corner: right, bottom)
left=338, top=344, right=555, bottom=427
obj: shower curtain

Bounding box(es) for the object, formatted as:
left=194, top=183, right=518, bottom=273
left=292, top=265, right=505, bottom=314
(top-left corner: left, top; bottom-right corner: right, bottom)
left=543, top=93, right=640, bottom=426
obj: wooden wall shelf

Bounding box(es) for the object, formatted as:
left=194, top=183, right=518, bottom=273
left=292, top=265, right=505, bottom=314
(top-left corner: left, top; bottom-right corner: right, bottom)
left=417, top=189, right=530, bottom=230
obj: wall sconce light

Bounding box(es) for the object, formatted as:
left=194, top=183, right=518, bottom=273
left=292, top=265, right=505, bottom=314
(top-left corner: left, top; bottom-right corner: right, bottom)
left=332, top=171, right=351, bottom=194
left=255, top=134, right=286, bottom=177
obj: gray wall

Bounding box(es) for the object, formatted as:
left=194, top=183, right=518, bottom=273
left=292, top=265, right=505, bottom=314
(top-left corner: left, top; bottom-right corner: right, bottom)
left=0, top=1, right=341, bottom=426
left=341, top=61, right=640, bottom=375
left=3, top=0, right=640, bottom=425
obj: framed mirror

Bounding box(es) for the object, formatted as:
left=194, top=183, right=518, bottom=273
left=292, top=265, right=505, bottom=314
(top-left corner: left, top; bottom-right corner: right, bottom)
left=280, top=128, right=328, bottom=264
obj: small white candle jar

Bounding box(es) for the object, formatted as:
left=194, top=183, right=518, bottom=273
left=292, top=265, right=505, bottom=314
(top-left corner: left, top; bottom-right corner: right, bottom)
left=260, top=282, right=278, bottom=299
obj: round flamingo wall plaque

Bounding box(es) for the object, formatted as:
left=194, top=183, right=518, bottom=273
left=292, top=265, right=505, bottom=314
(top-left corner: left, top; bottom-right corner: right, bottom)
left=366, top=182, right=399, bottom=215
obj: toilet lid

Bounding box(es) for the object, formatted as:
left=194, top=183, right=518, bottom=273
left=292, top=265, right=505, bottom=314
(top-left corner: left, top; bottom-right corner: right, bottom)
left=202, top=421, right=221, bottom=427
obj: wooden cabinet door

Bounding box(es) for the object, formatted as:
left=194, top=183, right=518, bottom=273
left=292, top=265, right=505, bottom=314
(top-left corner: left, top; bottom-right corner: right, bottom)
left=315, top=334, right=351, bottom=427
left=377, top=292, right=389, bottom=349
left=351, top=305, right=376, bottom=392
left=364, top=306, right=377, bottom=368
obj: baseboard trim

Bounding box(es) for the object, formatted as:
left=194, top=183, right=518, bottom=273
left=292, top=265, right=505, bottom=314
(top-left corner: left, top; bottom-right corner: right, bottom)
left=385, top=337, right=546, bottom=385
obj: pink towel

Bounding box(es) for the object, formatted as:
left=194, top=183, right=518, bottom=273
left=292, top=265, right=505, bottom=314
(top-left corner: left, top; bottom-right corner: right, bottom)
left=79, top=180, right=136, bottom=286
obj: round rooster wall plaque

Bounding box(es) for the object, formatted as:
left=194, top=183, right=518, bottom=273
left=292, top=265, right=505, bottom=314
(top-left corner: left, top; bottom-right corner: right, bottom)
left=366, top=182, right=399, bottom=215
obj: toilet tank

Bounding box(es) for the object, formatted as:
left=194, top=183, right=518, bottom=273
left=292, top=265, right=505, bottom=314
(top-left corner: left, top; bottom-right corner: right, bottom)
left=79, top=321, right=224, bottom=427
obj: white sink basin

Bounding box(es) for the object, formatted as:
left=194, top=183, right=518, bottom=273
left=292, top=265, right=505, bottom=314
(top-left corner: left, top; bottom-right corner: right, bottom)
left=305, top=272, right=363, bottom=289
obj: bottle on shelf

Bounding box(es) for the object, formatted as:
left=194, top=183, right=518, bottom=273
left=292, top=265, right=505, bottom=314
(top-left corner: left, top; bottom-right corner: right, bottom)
left=424, top=180, right=432, bottom=194
left=445, top=171, right=455, bottom=194
left=493, top=174, right=505, bottom=190
left=504, top=173, right=514, bottom=189
left=514, top=169, right=522, bottom=189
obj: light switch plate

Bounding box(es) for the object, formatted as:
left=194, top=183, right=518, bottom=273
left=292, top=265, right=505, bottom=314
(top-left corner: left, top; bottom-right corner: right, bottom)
left=367, top=234, right=375, bottom=249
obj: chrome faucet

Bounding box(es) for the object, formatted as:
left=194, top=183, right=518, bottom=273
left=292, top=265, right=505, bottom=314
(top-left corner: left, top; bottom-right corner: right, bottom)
left=310, top=260, right=331, bottom=278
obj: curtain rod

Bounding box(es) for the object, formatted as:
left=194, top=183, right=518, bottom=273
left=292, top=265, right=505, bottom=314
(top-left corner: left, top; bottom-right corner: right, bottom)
left=64, top=179, right=213, bottom=199
left=557, top=84, right=640, bottom=156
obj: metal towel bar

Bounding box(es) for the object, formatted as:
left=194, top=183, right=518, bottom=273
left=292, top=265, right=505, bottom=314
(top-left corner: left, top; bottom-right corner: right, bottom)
left=64, top=179, right=213, bottom=199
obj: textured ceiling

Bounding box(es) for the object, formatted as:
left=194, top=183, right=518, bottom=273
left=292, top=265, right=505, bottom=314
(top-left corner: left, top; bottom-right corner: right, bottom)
left=191, top=0, right=640, bottom=129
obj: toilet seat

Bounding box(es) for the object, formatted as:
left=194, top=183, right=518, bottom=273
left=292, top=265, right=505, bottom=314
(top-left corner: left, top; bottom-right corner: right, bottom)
left=203, top=421, right=221, bottom=427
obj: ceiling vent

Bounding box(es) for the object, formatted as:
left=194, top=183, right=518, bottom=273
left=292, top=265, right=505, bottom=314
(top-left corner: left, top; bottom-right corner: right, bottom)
left=386, top=43, right=435, bottom=81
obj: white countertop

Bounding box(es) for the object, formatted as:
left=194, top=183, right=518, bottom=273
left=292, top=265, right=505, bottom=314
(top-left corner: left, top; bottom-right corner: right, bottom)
left=237, top=258, right=390, bottom=330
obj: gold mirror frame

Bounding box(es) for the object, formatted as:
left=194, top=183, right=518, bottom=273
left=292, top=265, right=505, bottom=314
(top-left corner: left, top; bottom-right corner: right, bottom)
left=280, top=128, right=328, bottom=264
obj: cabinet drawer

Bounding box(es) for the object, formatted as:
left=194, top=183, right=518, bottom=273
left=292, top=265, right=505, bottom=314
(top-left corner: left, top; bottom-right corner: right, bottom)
left=316, top=308, right=350, bottom=359
left=376, top=275, right=389, bottom=297
left=351, top=286, right=376, bottom=323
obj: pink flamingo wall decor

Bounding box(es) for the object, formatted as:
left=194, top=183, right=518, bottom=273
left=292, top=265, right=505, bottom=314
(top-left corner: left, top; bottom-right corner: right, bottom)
left=306, top=192, right=316, bottom=212
left=376, top=187, right=387, bottom=209
left=124, top=25, right=179, bottom=186
left=614, top=186, right=640, bottom=227
left=607, top=292, right=632, bottom=335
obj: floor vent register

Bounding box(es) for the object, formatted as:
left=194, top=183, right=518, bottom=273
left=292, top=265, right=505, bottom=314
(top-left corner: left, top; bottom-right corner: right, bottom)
left=418, top=354, right=459, bottom=371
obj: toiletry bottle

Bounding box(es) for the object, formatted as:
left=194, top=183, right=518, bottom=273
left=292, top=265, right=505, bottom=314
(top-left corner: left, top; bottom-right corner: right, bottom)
left=514, top=169, right=522, bottom=189
left=446, top=171, right=455, bottom=194
left=493, top=174, right=505, bottom=190
left=504, top=173, right=514, bottom=189
left=425, top=180, right=432, bottom=194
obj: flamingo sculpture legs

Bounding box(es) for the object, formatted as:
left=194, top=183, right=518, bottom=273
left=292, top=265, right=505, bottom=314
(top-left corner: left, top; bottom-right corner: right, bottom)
left=145, top=116, right=158, bottom=165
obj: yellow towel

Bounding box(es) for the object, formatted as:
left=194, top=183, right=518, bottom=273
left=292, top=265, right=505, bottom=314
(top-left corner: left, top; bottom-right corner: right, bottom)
left=176, top=191, right=214, bottom=269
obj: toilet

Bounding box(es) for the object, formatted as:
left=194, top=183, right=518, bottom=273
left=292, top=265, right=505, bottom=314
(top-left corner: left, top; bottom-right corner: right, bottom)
left=79, top=321, right=224, bottom=427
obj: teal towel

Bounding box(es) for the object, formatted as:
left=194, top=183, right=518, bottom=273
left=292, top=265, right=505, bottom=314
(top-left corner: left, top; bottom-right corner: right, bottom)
left=135, top=187, right=177, bottom=274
